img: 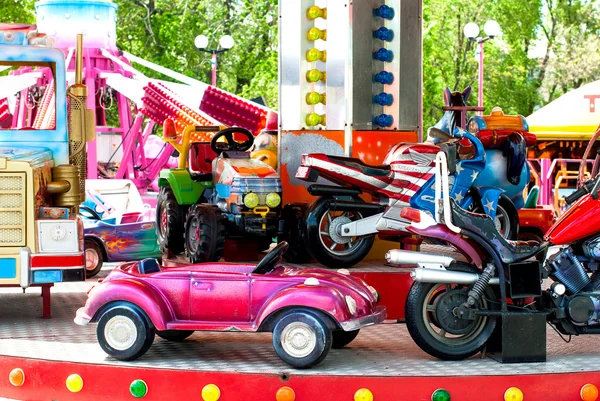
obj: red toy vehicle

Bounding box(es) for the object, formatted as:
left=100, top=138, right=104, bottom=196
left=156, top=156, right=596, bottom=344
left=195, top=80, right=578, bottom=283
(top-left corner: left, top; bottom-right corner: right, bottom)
left=75, top=242, right=385, bottom=368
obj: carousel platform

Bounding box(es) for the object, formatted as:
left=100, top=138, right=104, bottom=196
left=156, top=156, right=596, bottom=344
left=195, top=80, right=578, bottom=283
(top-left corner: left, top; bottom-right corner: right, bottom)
left=0, top=262, right=599, bottom=401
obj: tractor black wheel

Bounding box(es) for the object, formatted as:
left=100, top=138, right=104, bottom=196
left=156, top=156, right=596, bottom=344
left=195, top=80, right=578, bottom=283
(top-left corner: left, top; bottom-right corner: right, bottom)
left=156, top=186, right=187, bottom=254
left=184, top=204, right=226, bottom=263
left=280, top=203, right=312, bottom=263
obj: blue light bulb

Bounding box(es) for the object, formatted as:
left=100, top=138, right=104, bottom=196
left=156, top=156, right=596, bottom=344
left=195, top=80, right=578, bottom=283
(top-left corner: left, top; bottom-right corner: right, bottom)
left=374, top=5, right=395, bottom=20
left=373, top=48, right=393, bottom=62
left=373, top=27, right=394, bottom=42
left=373, top=114, right=394, bottom=128
left=374, top=71, right=394, bottom=85
left=373, top=93, right=394, bottom=106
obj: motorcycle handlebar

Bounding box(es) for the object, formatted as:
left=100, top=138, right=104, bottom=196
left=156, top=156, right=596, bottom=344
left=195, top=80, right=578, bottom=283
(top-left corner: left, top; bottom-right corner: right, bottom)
left=565, top=179, right=596, bottom=205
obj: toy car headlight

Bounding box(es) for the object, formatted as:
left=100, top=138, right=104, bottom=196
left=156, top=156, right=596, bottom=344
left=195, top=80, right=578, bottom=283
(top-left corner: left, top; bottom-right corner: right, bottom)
left=345, top=295, right=357, bottom=315
left=266, top=192, right=281, bottom=208
left=367, top=285, right=380, bottom=302
left=244, top=193, right=260, bottom=209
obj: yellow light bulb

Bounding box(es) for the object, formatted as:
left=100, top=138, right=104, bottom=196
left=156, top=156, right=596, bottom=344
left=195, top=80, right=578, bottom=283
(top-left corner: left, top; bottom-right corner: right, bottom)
left=306, top=6, right=326, bottom=20
left=581, top=384, right=599, bottom=401
left=276, top=386, right=296, bottom=401
left=201, top=384, right=221, bottom=401
left=504, top=387, right=524, bottom=401
left=354, top=388, right=374, bottom=401
left=66, top=374, right=83, bottom=393
left=306, top=48, right=327, bottom=62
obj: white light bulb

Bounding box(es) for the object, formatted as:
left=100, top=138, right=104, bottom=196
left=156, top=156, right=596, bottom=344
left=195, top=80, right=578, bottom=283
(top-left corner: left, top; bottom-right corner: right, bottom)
left=463, top=22, right=480, bottom=40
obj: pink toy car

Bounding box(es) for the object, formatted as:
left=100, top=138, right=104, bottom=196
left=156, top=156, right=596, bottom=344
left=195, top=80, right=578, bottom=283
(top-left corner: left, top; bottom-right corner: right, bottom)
left=75, top=242, right=385, bottom=368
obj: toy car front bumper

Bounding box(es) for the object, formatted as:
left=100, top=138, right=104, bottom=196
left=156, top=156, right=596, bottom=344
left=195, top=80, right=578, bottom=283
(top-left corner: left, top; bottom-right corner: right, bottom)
left=340, top=306, right=386, bottom=332
left=74, top=307, right=91, bottom=326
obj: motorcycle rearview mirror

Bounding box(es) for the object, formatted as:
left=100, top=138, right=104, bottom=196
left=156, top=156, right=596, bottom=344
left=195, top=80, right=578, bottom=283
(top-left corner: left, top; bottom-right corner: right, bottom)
left=428, top=127, right=454, bottom=142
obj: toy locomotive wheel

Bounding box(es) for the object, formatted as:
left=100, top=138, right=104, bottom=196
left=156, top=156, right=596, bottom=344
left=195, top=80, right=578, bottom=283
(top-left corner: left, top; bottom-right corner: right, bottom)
left=84, top=239, right=104, bottom=278
left=331, top=329, right=360, bottom=349
left=156, top=330, right=194, bottom=342
left=306, top=198, right=375, bottom=268
left=272, top=309, right=332, bottom=369
left=156, top=186, right=187, bottom=254
left=280, top=203, right=312, bottom=263
left=184, top=204, right=226, bottom=263
left=405, top=262, right=497, bottom=360
left=96, top=303, right=155, bottom=361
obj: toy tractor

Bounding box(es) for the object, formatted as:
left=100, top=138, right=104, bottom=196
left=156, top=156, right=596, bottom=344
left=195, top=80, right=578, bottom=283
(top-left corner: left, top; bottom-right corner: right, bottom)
left=156, top=122, right=284, bottom=262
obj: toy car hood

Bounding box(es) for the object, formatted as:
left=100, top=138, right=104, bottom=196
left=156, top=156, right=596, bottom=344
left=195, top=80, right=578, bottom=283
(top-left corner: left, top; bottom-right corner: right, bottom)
left=214, top=157, right=279, bottom=185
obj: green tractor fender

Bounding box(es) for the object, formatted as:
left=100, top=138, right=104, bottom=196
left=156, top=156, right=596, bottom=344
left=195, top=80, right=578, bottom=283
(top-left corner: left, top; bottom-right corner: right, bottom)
left=158, top=169, right=212, bottom=206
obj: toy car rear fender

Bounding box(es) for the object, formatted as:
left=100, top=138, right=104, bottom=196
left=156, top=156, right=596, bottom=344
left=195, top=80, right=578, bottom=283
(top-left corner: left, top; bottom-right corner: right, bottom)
left=256, top=286, right=351, bottom=330
left=158, top=169, right=211, bottom=205
left=86, top=279, right=173, bottom=331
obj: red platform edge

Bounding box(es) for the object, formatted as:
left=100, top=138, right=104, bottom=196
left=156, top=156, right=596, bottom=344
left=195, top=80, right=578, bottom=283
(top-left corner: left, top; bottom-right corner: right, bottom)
left=0, top=355, right=599, bottom=401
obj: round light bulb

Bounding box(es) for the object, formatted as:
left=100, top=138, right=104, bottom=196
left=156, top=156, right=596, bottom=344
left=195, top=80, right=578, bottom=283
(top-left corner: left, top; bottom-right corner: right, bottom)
left=484, top=20, right=501, bottom=38
left=504, top=387, right=524, bottom=401
left=66, top=374, right=83, bottom=393
left=581, top=383, right=599, bottom=401
left=463, top=22, right=480, bottom=39
left=219, top=35, right=234, bottom=49
left=354, top=388, right=374, bottom=401
left=9, top=368, right=25, bottom=387
left=202, top=384, right=221, bottom=401
left=195, top=34, right=209, bottom=49
left=276, top=386, right=296, bottom=401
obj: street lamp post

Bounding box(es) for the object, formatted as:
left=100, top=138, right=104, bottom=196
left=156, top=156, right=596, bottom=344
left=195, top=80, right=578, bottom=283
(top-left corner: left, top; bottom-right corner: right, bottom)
left=194, top=34, right=235, bottom=87
left=463, top=20, right=501, bottom=115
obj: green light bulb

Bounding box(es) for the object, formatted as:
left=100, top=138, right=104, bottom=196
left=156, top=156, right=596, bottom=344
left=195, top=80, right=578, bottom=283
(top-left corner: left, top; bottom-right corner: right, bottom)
left=306, top=92, right=326, bottom=105
left=307, top=27, right=326, bottom=41
left=431, top=389, right=451, bottom=401
left=306, top=6, right=326, bottom=20
left=130, top=380, right=148, bottom=398
left=306, top=69, right=326, bottom=83
left=305, top=113, right=326, bottom=127
left=306, top=48, right=326, bottom=62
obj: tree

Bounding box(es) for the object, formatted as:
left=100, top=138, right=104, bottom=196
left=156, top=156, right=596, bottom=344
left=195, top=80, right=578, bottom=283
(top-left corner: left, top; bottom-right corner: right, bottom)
left=114, top=0, right=278, bottom=108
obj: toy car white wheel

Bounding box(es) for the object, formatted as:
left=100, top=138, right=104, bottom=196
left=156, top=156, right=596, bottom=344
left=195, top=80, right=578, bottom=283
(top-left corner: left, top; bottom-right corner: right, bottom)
left=104, top=315, right=138, bottom=351
left=272, top=309, right=332, bottom=369
left=84, top=239, right=104, bottom=278
left=281, top=321, right=317, bottom=358
left=96, top=303, right=154, bottom=361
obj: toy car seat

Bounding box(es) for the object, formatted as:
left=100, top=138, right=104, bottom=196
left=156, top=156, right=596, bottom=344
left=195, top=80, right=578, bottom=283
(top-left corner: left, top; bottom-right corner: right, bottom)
left=189, top=142, right=218, bottom=180
left=138, top=258, right=161, bottom=274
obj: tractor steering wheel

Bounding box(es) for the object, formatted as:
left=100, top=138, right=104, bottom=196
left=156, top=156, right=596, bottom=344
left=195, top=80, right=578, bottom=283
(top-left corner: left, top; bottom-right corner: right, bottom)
left=80, top=205, right=103, bottom=220
left=210, top=127, right=255, bottom=154
left=252, top=242, right=289, bottom=274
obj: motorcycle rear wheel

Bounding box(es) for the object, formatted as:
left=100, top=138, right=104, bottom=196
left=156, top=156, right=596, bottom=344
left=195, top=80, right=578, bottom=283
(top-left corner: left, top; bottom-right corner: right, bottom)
left=305, top=198, right=375, bottom=268
left=405, top=262, right=497, bottom=360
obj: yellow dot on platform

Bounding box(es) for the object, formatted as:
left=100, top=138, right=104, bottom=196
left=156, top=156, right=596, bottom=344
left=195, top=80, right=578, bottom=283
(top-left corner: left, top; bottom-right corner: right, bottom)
left=66, top=374, right=83, bottom=393
left=355, top=388, right=374, bottom=401
left=9, top=368, right=24, bottom=387
left=202, top=384, right=221, bottom=401
left=582, top=384, right=599, bottom=401
left=504, top=387, right=523, bottom=401
left=276, top=386, right=295, bottom=401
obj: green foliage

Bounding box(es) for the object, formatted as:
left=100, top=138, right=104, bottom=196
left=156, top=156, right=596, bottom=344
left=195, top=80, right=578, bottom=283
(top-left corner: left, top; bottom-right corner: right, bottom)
left=1, top=0, right=599, bottom=125
left=113, top=0, right=278, bottom=108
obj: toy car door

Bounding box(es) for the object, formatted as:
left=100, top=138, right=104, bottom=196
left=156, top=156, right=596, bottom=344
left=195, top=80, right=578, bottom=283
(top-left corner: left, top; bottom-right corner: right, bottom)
left=115, top=221, right=160, bottom=259
left=189, top=271, right=250, bottom=322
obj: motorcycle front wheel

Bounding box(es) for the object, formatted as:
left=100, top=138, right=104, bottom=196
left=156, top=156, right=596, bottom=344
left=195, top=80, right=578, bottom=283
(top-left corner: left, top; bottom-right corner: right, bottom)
left=305, top=197, right=375, bottom=268
left=405, top=262, right=497, bottom=360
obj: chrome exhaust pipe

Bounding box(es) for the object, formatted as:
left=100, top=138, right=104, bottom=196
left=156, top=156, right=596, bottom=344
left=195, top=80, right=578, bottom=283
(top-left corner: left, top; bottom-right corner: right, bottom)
left=410, top=268, right=500, bottom=285
left=386, top=249, right=455, bottom=267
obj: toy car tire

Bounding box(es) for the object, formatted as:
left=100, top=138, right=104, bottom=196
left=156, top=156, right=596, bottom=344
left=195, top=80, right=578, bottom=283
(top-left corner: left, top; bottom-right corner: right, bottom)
left=184, top=204, right=226, bottom=263
left=156, top=186, right=187, bottom=254
left=331, top=329, right=360, bottom=349
left=96, top=303, right=155, bottom=361
left=84, top=239, right=104, bottom=278
left=280, top=203, right=312, bottom=263
left=156, top=330, right=194, bottom=342
left=272, top=309, right=332, bottom=369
